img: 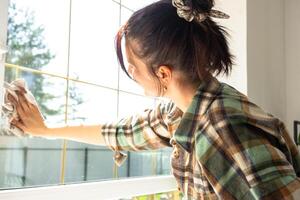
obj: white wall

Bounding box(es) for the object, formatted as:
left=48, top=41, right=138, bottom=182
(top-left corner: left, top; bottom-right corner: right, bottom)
left=215, top=0, right=247, bottom=95
left=247, top=0, right=300, bottom=135
left=285, top=0, right=300, bottom=134
left=200, top=0, right=298, bottom=136
left=247, top=0, right=286, bottom=122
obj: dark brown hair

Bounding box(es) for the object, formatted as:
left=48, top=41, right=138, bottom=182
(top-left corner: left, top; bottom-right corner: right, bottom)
left=116, top=0, right=233, bottom=89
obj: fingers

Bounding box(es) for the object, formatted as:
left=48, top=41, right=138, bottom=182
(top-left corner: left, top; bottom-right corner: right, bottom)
left=8, top=91, right=32, bottom=112
left=7, top=93, right=17, bottom=104
left=17, top=92, right=32, bottom=112
left=7, top=92, right=31, bottom=124
left=19, top=87, right=27, bottom=94
left=11, top=119, right=26, bottom=132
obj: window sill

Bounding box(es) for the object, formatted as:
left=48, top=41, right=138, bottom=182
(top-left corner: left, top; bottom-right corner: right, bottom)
left=0, top=175, right=177, bottom=200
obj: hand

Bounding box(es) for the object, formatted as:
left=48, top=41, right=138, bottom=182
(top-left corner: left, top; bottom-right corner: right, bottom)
left=8, top=91, right=48, bottom=137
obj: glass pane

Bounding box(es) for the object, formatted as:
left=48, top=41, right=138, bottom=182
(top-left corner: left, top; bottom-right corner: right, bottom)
left=118, top=93, right=172, bottom=177
left=64, top=91, right=172, bottom=183
left=6, top=0, right=70, bottom=76
left=121, top=0, right=159, bottom=11
left=66, top=81, right=118, bottom=124
left=120, top=5, right=133, bottom=24
left=0, top=138, right=64, bottom=188
left=69, top=0, right=120, bottom=89
left=63, top=143, right=172, bottom=183
left=63, top=141, right=129, bottom=183
left=0, top=73, right=66, bottom=188
left=64, top=81, right=121, bottom=183
left=118, top=91, right=155, bottom=119
left=127, top=148, right=172, bottom=177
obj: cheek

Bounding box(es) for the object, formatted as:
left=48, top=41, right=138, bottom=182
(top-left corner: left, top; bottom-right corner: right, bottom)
left=142, top=79, right=161, bottom=97
left=132, top=69, right=160, bottom=96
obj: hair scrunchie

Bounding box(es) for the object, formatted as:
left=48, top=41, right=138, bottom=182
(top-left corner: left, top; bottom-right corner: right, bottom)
left=172, top=0, right=230, bottom=23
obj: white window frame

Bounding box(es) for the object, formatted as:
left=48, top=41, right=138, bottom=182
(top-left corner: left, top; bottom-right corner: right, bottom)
left=0, top=175, right=177, bottom=200
left=0, top=0, right=9, bottom=102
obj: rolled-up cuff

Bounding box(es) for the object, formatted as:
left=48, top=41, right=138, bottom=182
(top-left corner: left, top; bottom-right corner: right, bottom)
left=101, top=124, right=127, bottom=166
left=113, top=151, right=127, bottom=167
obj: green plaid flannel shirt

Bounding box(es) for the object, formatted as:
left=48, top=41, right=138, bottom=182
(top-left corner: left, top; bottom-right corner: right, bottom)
left=101, top=77, right=300, bottom=199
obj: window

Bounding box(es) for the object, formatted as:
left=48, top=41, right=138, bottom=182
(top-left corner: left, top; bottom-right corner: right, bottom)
left=1, top=0, right=173, bottom=190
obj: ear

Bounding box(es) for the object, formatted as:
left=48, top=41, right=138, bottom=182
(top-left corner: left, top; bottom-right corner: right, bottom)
left=156, top=65, right=172, bottom=85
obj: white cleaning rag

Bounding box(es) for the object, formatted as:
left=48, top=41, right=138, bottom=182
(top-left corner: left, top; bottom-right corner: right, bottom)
left=1, top=79, right=43, bottom=137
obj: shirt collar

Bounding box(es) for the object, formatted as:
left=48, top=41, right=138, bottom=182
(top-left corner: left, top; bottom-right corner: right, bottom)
left=173, top=76, right=223, bottom=153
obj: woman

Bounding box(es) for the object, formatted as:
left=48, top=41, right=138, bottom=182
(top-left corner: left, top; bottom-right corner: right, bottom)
left=9, top=0, right=300, bottom=199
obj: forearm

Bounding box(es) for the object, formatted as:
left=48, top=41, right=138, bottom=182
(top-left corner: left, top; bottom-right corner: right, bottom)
left=42, top=125, right=106, bottom=146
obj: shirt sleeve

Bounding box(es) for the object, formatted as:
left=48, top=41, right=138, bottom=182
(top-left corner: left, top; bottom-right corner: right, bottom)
left=101, top=101, right=182, bottom=166
left=195, top=109, right=300, bottom=199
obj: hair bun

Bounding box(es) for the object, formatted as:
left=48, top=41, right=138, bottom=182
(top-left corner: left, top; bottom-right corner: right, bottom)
left=172, top=0, right=229, bottom=23
left=190, top=0, right=214, bottom=13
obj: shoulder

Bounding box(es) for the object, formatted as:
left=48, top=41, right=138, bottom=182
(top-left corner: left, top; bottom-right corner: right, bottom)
left=206, top=82, right=277, bottom=124
left=194, top=82, right=283, bottom=154
left=193, top=82, right=275, bottom=146
left=205, top=83, right=251, bottom=125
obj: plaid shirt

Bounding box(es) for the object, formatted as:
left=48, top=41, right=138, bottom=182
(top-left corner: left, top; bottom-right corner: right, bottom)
left=101, top=77, right=300, bottom=199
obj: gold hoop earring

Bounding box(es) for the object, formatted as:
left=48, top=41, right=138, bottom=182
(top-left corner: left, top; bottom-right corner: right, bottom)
left=163, top=86, right=167, bottom=93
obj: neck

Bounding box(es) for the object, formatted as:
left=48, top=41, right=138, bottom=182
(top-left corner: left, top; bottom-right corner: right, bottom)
left=166, top=82, right=199, bottom=113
